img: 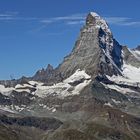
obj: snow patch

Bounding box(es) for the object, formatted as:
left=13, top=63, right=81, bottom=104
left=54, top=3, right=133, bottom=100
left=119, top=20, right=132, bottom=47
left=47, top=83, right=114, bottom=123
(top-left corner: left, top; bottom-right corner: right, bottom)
left=15, top=84, right=33, bottom=89
left=28, top=81, right=43, bottom=86
left=14, top=105, right=25, bottom=112
left=103, top=63, right=140, bottom=97
left=103, top=83, right=136, bottom=93
left=0, top=85, right=14, bottom=96
left=112, top=99, right=121, bottom=104
left=34, top=70, right=91, bottom=98
left=90, top=12, right=99, bottom=17
left=14, top=89, right=30, bottom=93
left=52, top=108, right=56, bottom=113
left=106, top=63, right=140, bottom=86
left=131, top=50, right=140, bottom=61
left=46, top=106, right=56, bottom=112
left=123, top=63, right=140, bottom=83
left=104, top=102, right=113, bottom=107
left=0, top=105, right=16, bottom=113
left=133, top=50, right=140, bottom=56
left=64, top=69, right=91, bottom=83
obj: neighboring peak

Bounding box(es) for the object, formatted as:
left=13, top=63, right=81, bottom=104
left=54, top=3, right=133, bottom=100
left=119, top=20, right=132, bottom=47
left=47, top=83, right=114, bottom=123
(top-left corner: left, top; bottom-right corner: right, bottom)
left=32, top=64, right=56, bottom=83
left=86, top=12, right=111, bottom=34
left=35, top=64, right=54, bottom=76
left=135, top=45, right=140, bottom=51
left=46, top=64, right=54, bottom=71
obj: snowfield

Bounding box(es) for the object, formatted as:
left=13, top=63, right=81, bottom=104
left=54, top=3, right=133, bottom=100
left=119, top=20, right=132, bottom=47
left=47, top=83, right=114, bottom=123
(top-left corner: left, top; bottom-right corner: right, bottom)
left=0, top=85, right=14, bottom=96
left=103, top=63, right=140, bottom=97
left=106, top=63, right=140, bottom=85
left=123, top=63, right=140, bottom=83
left=131, top=49, right=140, bottom=61
left=0, top=70, right=91, bottom=98
left=35, top=69, right=91, bottom=98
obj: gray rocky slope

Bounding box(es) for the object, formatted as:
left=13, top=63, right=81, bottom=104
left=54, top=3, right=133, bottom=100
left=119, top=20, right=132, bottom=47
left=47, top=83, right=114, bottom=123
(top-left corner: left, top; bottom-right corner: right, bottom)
left=0, top=12, right=140, bottom=140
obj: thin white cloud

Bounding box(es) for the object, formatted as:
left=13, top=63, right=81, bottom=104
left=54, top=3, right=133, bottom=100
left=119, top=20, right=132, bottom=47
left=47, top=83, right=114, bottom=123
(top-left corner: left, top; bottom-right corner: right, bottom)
left=121, top=21, right=140, bottom=26
left=40, top=13, right=86, bottom=25
left=0, top=17, right=15, bottom=20
left=105, top=17, right=130, bottom=24
left=66, top=20, right=85, bottom=25
left=0, top=11, right=18, bottom=19
left=41, top=14, right=140, bottom=27
left=31, top=14, right=140, bottom=34
left=0, top=12, right=40, bottom=21
left=52, top=13, right=86, bottom=20
left=105, top=17, right=140, bottom=26
left=0, top=14, right=13, bottom=17
left=1, top=11, right=140, bottom=27
left=41, top=20, right=53, bottom=24
left=28, top=25, right=48, bottom=33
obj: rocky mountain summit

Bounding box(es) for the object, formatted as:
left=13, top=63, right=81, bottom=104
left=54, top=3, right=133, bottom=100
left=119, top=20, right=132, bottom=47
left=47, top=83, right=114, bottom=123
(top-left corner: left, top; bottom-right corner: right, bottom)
left=58, top=12, right=123, bottom=78
left=0, top=12, right=140, bottom=140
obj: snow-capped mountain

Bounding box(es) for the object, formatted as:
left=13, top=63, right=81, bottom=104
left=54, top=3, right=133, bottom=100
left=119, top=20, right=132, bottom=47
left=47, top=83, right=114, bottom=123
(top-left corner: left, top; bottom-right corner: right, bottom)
left=57, top=12, right=123, bottom=79
left=0, top=12, right=140, bottom=140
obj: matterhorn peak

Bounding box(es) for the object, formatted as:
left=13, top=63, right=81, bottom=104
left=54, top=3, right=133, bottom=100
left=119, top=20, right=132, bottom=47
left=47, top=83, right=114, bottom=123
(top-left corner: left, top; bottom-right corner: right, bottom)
left=89, top=12, right=100, bottom=17
left=86, top=12, right=111, bottom=35
left=56, top=12, right=123, bottom=78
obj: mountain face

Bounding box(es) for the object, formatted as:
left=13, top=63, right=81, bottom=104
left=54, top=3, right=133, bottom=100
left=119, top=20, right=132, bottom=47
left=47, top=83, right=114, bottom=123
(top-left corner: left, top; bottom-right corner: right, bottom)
left=57, top=12, right=123, bottom=79
left=0, top=12, right=140, bottom=140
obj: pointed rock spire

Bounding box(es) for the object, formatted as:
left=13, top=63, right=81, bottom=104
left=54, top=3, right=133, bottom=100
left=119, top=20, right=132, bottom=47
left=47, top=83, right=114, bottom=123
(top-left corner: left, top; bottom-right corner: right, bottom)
left=46, top=64, right=54, bottom=72
left=86, top=12, right=111, bottom=35
left=86, top=12, right=102, bottom=26
left=136, top=45, right=140, bottom=51
left=57, top=12, right=123, bottom=78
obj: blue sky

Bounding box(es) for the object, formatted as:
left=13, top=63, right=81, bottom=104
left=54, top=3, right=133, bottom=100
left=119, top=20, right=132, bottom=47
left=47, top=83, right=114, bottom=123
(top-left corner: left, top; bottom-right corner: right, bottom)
left=0, top=0, right=140, bottom=80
